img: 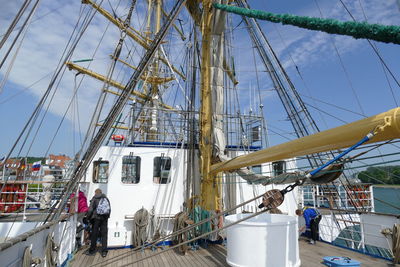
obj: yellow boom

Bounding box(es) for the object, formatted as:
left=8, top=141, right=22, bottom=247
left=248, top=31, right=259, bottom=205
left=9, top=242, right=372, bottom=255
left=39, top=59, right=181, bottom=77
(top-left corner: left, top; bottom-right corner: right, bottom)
left=66, top=62, right=173, bottom=110
left=210, top=107, right=400, bottom=174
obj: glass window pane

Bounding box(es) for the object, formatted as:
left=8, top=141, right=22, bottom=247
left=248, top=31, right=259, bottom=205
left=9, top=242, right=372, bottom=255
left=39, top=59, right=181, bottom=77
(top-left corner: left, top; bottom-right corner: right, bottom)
left=153, top=157, right=171, bottom=184
left=122, top=156, right=140, bottom=184
left=272, top=161, right=286, bottom=176
left=93, top=160, right=109, bottom=183
left=251, top=165, right=262, bottom=175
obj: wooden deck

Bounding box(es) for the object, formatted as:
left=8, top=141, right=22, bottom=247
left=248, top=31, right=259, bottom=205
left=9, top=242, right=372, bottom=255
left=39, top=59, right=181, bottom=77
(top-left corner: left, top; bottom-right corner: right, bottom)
left=70, top=239, right=392, bottom=267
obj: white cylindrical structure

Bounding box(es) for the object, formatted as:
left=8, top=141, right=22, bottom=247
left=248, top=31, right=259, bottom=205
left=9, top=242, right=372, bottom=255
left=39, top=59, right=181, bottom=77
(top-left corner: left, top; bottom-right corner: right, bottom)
left=225, top=213, right=300, bottom=267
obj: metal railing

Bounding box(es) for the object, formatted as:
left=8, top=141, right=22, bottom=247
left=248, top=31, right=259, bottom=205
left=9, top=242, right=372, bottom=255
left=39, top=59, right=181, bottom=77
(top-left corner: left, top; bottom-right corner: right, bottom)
left=316, top=209, right=395, bottom=260
left=0, top=183, right=69, bottom=221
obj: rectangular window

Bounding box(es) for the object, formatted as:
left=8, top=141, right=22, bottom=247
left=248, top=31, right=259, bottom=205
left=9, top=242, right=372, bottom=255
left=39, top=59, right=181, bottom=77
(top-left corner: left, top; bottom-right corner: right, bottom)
left=251, top=125, right=261, bottom=143
left=251, top=165, right=262, bottom=175
left=272, top=161, right=286, bottom=177
left=93, top=160, right=109, bottom=183
left=153, top=156, right=171, bottom=184
left=122, top=156, right=141, bottom=184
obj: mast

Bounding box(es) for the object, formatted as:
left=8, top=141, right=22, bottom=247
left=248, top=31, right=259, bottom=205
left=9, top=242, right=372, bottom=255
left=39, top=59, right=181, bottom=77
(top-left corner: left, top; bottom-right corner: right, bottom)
left=199, top=0, right=217, bottom=210
left=199, top=0, right=227, bottom=211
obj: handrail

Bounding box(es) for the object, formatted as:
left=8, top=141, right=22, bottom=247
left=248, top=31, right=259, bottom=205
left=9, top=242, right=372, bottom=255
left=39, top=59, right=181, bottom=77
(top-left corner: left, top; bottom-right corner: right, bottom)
left=319, top=206, right=400, bottom=218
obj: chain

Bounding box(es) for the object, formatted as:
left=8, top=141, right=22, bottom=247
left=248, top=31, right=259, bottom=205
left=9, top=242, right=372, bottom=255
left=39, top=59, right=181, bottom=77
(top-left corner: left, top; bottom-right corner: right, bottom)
left=280, top=180, right=304, bottom=195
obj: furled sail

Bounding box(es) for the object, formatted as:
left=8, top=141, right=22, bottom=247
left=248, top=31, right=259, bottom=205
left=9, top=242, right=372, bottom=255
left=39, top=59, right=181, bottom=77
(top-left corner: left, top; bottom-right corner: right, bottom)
left=211, top=0, right=227, bottom=160
left=219, top=155, right=343, bottom=185
left=211, top=107, right=400, bottom=174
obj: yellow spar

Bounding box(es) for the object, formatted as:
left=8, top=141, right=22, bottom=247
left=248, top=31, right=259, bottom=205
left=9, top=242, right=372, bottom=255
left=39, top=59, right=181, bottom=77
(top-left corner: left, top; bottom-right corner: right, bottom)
left=210, top=107, right=400, bottom=175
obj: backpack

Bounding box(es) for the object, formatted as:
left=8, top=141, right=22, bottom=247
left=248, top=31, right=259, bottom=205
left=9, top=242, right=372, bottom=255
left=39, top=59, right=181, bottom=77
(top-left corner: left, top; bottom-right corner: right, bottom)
left=96, top=197, right=110, bottom=215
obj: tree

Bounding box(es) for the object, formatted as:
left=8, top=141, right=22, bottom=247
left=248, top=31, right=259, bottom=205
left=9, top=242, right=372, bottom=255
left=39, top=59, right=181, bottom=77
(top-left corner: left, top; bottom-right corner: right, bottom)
left=356, top=166, right=400, bottom=185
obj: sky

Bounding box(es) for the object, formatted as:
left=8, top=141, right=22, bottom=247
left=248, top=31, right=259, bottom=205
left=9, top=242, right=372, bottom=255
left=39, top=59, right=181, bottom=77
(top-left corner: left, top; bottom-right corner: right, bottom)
left=0, top=0, right=400, bottom=160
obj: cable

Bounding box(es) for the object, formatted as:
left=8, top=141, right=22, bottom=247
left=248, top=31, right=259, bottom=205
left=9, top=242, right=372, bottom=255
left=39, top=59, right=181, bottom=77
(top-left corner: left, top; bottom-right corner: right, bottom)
left=0, top=72, right=52, bottom=104
left=0, top=0, right=41, bottom=70
left=338, top=0, right=400, bottom=90
left=0, top=0, right=32, bottom=50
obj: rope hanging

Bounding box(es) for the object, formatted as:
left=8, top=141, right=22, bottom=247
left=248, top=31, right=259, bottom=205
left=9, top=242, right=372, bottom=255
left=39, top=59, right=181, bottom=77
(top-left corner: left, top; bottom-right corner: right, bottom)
left=45, top=234, right=58, bottom=267
left=393, top=224, right=400, bottom=264
left=213, top=3, right=400, bottom=45
left=133, top=208, right=149, bottom=247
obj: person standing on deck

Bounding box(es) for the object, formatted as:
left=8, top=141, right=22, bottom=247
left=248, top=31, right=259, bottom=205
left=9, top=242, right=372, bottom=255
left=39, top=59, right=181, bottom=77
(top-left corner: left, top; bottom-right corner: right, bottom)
left=70, top=190, right=89, bottom=249
left=296, top=207, right=322, bottom=244
left=85, top=189, right=111, bottom=257
left=70, top=190, right=89, bottom=223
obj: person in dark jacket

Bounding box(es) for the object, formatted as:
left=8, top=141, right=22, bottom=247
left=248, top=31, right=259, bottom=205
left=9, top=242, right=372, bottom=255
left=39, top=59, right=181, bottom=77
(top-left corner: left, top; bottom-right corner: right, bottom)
left=85, top=189, right=111, bottom=257
left=296, top=207, right=321, bottom=244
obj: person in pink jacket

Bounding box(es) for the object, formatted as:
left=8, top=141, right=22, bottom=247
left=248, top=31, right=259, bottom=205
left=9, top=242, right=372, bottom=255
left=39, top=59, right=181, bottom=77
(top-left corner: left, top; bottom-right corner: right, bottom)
left=70, top=190, right=89, bottom=225
left=77, top=191, right=89, bottom=213
left=70, top=190, right=89, bottom=248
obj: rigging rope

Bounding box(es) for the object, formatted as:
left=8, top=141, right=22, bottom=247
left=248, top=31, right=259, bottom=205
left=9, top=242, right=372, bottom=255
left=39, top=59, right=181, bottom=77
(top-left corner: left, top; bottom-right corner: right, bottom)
left=89, top=191, right=265, bottom=266
left=49, top=0, right=187, bottom=222
left=213, top=3, right=400, bottom=45
left=0, top=0, right=41, bottom=70
left=337, top=0, right=400, bottom=90
left=172, top=211, right=191, bottom=254
left=393, top=224, right=400, bottom=263
left=0, top=0, right=32, bottom=50
left=45, top=234, right=57, bottom=267
left=0, top=1, right=98, bottom=198
left=133, top=208, right=149, bottom=247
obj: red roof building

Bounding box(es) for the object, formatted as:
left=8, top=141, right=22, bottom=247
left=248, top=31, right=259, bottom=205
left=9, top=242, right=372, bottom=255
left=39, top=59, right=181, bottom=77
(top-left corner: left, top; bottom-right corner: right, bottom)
left=46, top=154, right=71, bottom=169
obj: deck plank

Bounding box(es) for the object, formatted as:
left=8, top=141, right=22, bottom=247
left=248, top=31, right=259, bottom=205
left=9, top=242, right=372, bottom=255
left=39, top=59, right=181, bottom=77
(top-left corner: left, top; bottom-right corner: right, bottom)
left=145, top=249, right=154, bottom=267
left=201, top=244, right=228, bottom=266
left=169, top=248, right=186, bottom=267
left=191, top=248, right=209, bottom=266
left=299, top=239, right=388, bottom=267
left=188, top=249, right=205, bottom=266
left=130, top=249, right=139, bottom=267
left=137, top=250, right=145, bottom=267
left=170, top=248, right=190, bottom=266
left=159, top=248, right=173, bottom=267
left=71, top=240, right=391, bottom=267
left=92, top=249, right=101, bottom=266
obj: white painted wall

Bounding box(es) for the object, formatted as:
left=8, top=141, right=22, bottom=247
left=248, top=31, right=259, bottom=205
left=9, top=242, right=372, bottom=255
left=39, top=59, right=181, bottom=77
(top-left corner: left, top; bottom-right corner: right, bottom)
left=84, top=146, right=301, bottom=247
left=85, top=146, right=188, bottom=247
left=0, top=216, right=76, bottom=267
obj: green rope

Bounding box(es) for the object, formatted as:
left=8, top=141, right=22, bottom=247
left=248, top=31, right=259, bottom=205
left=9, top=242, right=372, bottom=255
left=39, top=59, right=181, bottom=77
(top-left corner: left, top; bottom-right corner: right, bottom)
left=213, top=3, right=400, bottom=45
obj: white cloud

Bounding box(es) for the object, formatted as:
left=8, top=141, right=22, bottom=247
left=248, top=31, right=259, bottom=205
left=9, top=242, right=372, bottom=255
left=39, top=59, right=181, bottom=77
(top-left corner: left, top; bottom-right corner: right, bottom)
left=266, top=0, right=400, bottom=71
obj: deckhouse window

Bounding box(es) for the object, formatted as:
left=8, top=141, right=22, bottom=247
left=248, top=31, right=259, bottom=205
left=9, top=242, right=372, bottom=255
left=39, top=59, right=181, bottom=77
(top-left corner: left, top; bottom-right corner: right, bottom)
left=93, top=160, right=109, bottom=183
left=272, top=161, right=286, bottom=177
left=122, top=156, right=141, bottom=184
left=251, top=165, right=262, bottom=175
left=153, top=156, right=171, bottom=184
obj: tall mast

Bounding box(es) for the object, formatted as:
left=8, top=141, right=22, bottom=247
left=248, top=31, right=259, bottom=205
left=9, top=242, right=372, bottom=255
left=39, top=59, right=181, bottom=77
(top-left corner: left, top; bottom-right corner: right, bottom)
left=144, top=0, right=164, bottom=142
left=199, top=0, right=220, bottom=210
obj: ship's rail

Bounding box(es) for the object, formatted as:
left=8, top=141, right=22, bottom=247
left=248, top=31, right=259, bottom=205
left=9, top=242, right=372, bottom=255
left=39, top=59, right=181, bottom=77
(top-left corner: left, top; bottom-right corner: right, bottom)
left=108, top=107, right=265, bottom=148
left=316, top=208, right=399, bottom=260
left=0, top=180, right=71, bottom=221
left=0, top=214, right=76, bottom=266
left=300, top=184, right=374, bottom=211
